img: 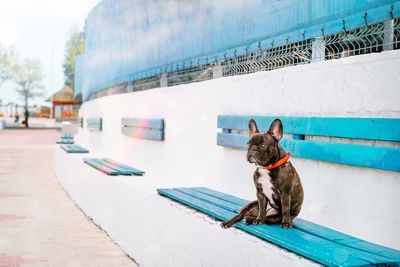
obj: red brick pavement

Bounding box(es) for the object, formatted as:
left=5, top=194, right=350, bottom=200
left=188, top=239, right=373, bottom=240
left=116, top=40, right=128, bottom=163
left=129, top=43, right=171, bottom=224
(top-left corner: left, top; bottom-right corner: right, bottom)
left=0, top=129, right=137, bottom=267
left=0, top=253, right=47, bottom=267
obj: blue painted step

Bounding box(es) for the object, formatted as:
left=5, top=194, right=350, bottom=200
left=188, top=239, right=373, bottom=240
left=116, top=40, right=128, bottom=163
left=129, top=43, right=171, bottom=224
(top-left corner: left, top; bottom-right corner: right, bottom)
left=157, top=187, right=400, bottom=266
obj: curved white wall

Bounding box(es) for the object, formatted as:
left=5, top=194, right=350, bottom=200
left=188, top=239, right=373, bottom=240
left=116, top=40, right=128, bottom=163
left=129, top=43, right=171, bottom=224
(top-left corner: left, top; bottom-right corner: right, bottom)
left=59, top=50, right=400, bottom=265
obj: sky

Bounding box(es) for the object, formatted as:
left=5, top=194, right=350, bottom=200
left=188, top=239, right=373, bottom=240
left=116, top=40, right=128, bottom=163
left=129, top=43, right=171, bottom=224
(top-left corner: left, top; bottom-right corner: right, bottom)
left=0, top=0, right=101, bottom=106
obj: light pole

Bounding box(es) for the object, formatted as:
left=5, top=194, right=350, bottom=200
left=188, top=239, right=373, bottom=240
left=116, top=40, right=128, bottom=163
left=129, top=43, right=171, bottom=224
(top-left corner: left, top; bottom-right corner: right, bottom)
left=49, top=40, right=55, bottom=120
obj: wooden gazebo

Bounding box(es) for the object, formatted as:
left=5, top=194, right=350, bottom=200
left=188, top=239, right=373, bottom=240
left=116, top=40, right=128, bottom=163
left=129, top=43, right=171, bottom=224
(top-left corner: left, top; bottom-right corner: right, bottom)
left=47, top=86, right=76, bottom=120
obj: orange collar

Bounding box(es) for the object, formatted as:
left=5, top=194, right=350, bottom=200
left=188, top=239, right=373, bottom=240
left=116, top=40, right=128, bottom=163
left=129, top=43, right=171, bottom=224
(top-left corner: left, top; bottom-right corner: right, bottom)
left=261, top=153, right=290, bottom=170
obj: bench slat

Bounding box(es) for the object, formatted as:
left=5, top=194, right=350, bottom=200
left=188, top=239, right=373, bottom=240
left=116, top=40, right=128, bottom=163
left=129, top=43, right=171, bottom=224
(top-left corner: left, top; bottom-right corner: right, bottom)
left=75, top=145, right=89, bottom=153
left=83, top=158, right=144, bottom=176
left=121, top=118, right=164, bottom=130
left=61, top=145, right=89, bottom=153
left=102, top=158, right=145, bottom=175
left=218, top=116, right=400, bottom=142
left=92, top=159, right=134, bottom=175
left=158, top=187, right=400, bottom=266
left=121, top=127, right=164, bottom=141
left=60, top=145, right=72, bottom=152
left=293, top=219, right=400, bottom=261
left=60, top=134, right=74, bottom=139
left=217, top=133, right=400, bottom=172
left=94, top=159, right=144, bottom=175
left=84, top=159, right=112, bottom=174
left=56, top=139, right=74, bottom=144
left=192, top=187, right=248, bottom=206
left=175, top=188, right=240, bottom=213
left=83, top=158, right=119, bottom=175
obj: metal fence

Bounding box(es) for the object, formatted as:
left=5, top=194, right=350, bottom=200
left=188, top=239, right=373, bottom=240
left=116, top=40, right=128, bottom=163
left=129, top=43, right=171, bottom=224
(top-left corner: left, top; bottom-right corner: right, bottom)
left=220, top=18, right=399, bottom=76
left=88, top=18, right=399, bottom=101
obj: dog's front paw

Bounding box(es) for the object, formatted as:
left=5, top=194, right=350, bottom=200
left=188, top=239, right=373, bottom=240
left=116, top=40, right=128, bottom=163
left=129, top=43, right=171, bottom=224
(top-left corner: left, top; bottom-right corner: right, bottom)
left=244, top=217, right=255, bottom=225
left=253, top=217, right=265, bottom=225
left=220, top=221, right=231, bottom=229
left=281, top=222, right=292, bottom=229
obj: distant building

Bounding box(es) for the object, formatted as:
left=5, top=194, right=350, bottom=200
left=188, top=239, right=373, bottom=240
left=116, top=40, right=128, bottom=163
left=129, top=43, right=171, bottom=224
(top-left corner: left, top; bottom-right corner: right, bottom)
left=47, top=86, right=76, bottom=121
left=40, top=106, right=50, bottom=118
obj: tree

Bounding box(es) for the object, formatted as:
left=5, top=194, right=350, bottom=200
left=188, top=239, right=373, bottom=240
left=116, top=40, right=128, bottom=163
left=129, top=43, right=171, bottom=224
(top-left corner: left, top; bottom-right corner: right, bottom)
left=63, top=30, right=84, bottom=90
left=0, top=45, right=15, bottom=86
left=13, top=59, right=45, bottom=128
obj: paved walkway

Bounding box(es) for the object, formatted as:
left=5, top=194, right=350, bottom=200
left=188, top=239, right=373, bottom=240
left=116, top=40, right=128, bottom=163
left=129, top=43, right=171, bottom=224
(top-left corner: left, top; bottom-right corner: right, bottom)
left=0, top=129, right=138, bottom=267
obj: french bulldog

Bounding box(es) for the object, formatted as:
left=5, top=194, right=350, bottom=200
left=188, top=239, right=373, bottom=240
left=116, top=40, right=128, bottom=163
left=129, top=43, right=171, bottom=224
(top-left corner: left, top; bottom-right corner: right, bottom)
left=221, top=118, right=304, bottom=229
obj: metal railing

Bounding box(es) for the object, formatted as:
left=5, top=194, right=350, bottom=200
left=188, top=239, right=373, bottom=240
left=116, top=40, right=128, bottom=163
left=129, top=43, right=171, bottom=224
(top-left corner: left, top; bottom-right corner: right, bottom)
left=220, top=18, right=399, bottom=77
left=87, top=18, right=399, bottom=101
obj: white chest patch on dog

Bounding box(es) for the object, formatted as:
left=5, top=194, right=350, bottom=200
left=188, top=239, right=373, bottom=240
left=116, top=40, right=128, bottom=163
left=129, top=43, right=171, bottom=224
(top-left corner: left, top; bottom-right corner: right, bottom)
left=257, top=168, right=278, bottom=214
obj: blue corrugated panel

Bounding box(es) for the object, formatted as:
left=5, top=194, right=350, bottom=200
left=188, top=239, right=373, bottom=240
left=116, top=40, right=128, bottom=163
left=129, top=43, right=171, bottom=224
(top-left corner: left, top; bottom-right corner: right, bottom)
left=81, top=0, right=400, bottom=100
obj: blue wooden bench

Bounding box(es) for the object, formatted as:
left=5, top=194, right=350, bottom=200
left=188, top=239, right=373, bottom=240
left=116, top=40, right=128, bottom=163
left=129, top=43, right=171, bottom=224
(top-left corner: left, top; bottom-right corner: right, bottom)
left=56, top=139, right=74, bottom=144
left=121, top=118, right=164, bottom=141
left=87, top=117, right=102, bottom=131
left=56, top=137, right=74, bottom=144
left=61, top=145, right=89, bottom=153
left=61, top=133, right=74, bottom=139
left=217, top=116, right=400, bottom=172
left=56, top=133, right=75, bottom=144
left=158, top=187, right=400, bottom=266
left=83, top=158, right=144, bottom=175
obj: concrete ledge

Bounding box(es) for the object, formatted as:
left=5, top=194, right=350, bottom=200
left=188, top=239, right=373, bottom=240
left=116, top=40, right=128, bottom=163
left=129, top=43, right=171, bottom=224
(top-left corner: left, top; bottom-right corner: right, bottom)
left=55, top=146, right=317, bottom=266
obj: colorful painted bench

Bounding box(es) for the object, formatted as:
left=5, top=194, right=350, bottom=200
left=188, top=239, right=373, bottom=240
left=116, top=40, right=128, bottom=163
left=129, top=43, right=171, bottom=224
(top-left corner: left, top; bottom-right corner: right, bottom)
left=121, top=118, right=164, bottom=141
left=83, top=158, right=144, bottom=175
left=217, top=116, right=400, bottom=172
left=61, top=145, right=89, bottom=153
left=87, top=117, right=102, bottom=131
left=158, top=187, right=400, bottom=266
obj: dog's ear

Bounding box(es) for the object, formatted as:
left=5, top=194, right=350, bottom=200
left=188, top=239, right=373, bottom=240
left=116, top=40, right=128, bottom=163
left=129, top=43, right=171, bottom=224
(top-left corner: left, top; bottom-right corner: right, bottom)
left=248, top=119, right=259, bottom=137
left=268, top=119, right=283, bottom=141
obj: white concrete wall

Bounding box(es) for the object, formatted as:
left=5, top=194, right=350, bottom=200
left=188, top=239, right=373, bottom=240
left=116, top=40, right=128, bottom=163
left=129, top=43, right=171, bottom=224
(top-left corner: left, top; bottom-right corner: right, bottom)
left=56, top=148, right=317, bottom=266
left=57, top=50, right=400, bottom=266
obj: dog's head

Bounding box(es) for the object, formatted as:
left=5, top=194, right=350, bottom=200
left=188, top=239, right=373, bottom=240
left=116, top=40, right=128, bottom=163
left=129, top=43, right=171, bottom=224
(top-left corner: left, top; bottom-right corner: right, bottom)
left=247, top=118, right=283, bottom=166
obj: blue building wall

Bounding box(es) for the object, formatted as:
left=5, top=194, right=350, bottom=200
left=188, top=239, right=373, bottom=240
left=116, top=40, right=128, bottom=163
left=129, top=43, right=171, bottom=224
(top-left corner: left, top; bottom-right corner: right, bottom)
left=81, top=0, right=400, bottom=100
